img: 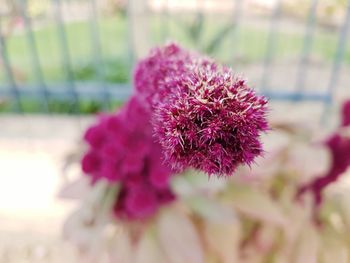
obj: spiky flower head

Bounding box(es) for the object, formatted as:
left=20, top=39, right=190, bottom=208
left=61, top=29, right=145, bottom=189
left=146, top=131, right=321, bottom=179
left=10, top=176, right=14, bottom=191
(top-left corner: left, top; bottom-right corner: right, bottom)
left=153, top=59, right=269, bottom=176
left=81, top=97, right=175, bottom=220
left=133, top=43, right=192, bottom=106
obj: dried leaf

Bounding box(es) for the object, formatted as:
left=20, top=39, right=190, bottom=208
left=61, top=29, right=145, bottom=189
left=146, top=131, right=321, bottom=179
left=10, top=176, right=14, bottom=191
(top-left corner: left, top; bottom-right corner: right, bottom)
left=320, top=235, right=348, bottom=263
left=292, top=225, right=319, bottom=263
left=157, top=209, right=204, bottom=263
left=135, top=228, right=167, bottom=263
left=171, top=170, right=226, bottom=197
left=225, top=184, right=287, bottom=226
left=107, top=227, right=133, bottom=263
left=186, top=196, right=235, bottom=223
left=58, top=177, right=91, bottom=200
left=63, top=180, right=119, bottom=250
left=63, top=205, right=105, bottom=251
left=287, top=142, right=330, bottom=182
left=204, top=221, right=240, bottom=263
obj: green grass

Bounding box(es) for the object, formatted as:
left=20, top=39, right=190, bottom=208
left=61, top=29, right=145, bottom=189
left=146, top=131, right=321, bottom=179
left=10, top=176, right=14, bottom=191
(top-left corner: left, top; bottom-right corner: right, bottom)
left=3, top=13, right=350, bottom=86
left=2, top=14, right=129, bottom=84
left=149, top=14, right=350, bottom=65
left=1, top=13, right=350, bottom=113
left=0, top=97, right=124, bottom=114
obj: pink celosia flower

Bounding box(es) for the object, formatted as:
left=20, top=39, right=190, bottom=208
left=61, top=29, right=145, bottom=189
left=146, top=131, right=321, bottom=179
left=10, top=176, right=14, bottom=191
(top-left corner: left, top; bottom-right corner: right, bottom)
left=81, top=96, right=176, bottom=220
left=133, top=43, right=192, bottom=106
left=124, top=186, right=158, bottom=219
left=134, top=44, right=269, bottom=176
left=152, top=60, right=269, bottom=176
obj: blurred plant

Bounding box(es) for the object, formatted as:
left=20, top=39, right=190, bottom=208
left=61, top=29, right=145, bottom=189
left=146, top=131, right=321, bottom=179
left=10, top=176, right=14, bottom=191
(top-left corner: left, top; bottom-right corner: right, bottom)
left=297, top=100, right=350, bottom=207
left=61, top=43, right=350, bottom=262
left=81, top=96, right=176, bottom=220
left=0, top=99, right=124, bottom=114
left=0, top=0, right=27, bottom=83
left=283, top=0, right=347, bottom=28
left=134, top=43, right=269, bottom=176
left=61, top=103, right=350, bottom=262
left=73, top=60, right=129, bottom=84
left=176, top=13, right=235, bottom=55
left=101, top=0, right=127, bottom=16
left=27, top=0, right=49, bottom=18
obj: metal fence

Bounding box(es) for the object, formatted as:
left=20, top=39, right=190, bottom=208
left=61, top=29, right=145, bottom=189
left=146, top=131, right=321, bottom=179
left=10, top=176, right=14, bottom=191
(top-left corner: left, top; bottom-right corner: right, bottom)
left=0, top=0, right=349, bottom=113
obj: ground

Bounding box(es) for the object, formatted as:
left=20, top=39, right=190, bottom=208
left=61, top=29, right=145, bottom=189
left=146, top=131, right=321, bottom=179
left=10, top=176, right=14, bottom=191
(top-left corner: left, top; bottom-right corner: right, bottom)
left=0, top=115, right=93, bottom=263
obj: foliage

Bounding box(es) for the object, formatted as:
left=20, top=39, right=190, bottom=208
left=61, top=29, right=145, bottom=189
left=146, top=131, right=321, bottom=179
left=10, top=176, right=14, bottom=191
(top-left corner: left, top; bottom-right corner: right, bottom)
left=61, top=114, right=350, bottom=262
left=175, top=13, right=236, bottom=55
left=0, top=98, right=123, bottom=114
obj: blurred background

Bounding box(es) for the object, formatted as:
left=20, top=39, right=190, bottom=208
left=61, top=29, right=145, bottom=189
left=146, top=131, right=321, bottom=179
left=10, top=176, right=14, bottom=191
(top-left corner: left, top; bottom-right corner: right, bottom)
left=0, top=0, right=349, bottom=262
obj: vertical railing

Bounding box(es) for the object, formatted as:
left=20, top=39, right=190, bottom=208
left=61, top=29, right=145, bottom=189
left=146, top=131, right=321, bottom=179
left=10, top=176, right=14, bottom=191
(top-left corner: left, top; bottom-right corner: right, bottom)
left=322, top=1, right=350, bottom=119
left=0, top=0, right=349, bottom=114
left=294, top=0, right=319, bottom=99
left=0, top=20, right=23, bottom=112
left=88, top=0, right=110, bottom=110
left=325, top=1, right=350, bottom=103
left=127, top=0, right=135, bottom=65
left=230, top=0, right=243, bottom=66
left=18, top=0, right=50, bottom=112
left=52, top=0, right=80, bottom=113
left=161, top=0, right=169, bottom=41
left=260, top=0, right=282, bottom=94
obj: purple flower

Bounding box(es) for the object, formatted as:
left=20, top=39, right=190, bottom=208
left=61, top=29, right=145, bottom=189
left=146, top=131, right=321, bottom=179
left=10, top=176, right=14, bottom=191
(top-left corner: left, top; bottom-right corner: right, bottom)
left=81, top=151, right=100, bottom=175
left=298, top=133, right=350, bottom=205
left=124, top=186, right=158, bottom=219
left=341, top=99, right=350, bottom=127
left=81, top=96, right=176, bottom=220
left=152, top=60, right=269, bottom=176
left=133, top=43, right=192, bottom=106
left=134, top=43, right=269, bottom=177
left=298, top=100, right=350, bottom=205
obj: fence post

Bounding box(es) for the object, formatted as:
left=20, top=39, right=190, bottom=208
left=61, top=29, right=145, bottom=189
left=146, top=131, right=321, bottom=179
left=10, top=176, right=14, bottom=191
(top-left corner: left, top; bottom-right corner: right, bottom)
left=128, top=0, right=151, bottom=59
left=0, top=22, right=22, bottom=112
left=322, top=0, right=350, bottom=121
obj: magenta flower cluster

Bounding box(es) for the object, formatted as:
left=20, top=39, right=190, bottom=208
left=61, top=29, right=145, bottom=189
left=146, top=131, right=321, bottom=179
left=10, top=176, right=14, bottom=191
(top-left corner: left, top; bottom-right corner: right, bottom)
left=134, top=44, right=269, bottom=176
left=134, top=43, right=192, bottom=106
left=342, top=99, right=350, bottom=127
left=298, top=99, right=350, bottom=204
left=82, top=97, right=175, bottom=220
left=81, top=43, right=269, bottom=220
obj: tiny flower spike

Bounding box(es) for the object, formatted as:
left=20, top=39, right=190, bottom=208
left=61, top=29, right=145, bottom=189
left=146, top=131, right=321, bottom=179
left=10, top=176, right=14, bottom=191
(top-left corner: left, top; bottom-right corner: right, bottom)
left=342, top=99, right=350, bottom=127
left=81, top=96, right=176, bottom=220
left=152, top=59, right=269, bottom=176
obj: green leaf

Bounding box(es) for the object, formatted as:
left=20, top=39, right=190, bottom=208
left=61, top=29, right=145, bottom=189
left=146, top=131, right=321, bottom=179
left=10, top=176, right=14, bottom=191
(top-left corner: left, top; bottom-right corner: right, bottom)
left=189, top=13, right=204, bottom=44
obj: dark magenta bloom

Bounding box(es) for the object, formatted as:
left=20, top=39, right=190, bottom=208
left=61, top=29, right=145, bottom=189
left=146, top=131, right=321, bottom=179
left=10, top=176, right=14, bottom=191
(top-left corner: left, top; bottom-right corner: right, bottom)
left=298, top=99, right=350, bottom=205
left=124, top=186, right=158, bottom=219
left=152, top=59, right=269, bottom=176
left=341, top=99, right=350, bottom=127
left=134, top=44, right=269, bottom=176
left=298, top=133, right=350, bottom=205
left=81, top=96, right=176, bottom=220
left=133, top=43, right=192, bottom=106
